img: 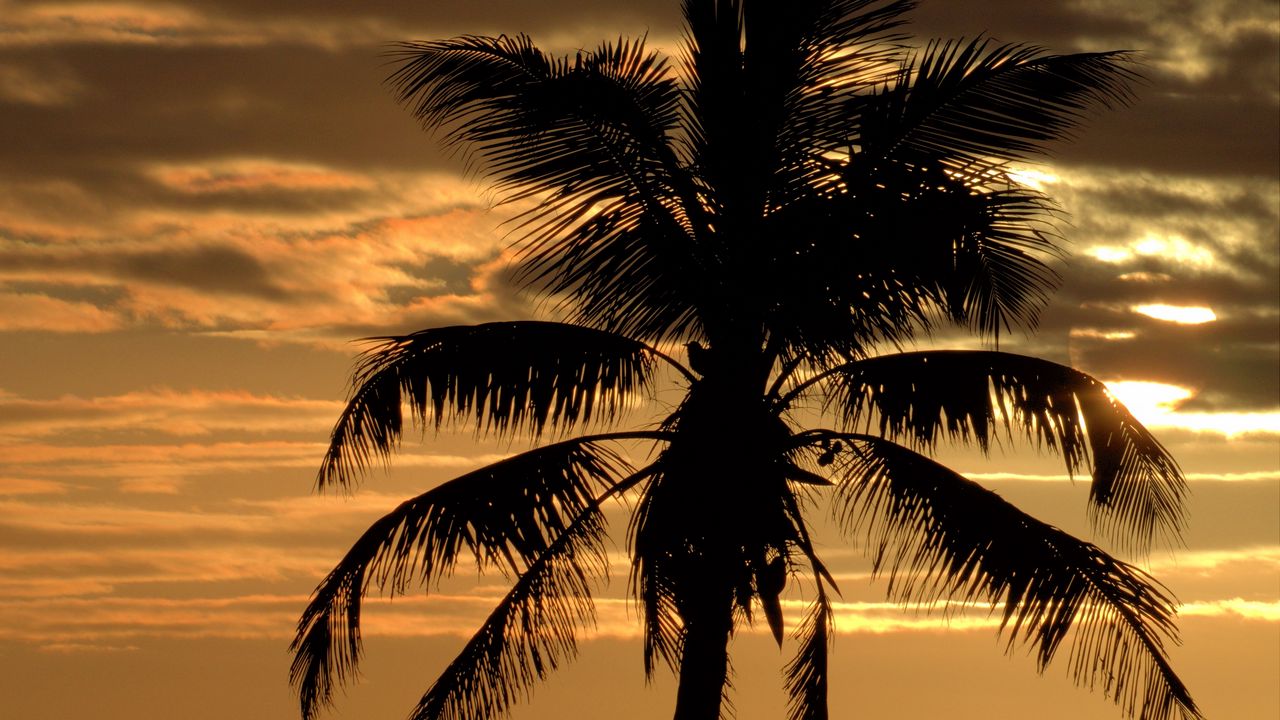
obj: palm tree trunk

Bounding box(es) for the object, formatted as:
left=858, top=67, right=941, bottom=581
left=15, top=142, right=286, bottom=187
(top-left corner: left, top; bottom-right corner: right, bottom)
left=672, top=601, right=733, bottom=720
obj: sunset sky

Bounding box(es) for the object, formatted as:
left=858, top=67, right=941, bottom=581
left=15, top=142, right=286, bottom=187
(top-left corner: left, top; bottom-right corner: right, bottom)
left=1, top=1, right=1277, bottom=718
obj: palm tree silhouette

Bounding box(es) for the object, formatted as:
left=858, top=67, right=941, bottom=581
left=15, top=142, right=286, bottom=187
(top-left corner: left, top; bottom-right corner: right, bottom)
left=291, top=2, right=1201, bottom=719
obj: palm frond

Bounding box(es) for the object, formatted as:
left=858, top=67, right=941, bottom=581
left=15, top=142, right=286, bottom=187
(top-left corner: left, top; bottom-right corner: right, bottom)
left=777, top=464, right=835, bottom=720
left=290, top=438, right=637, bottom=718
left=751, top=0, right=911, bottom=200
left=761, top=159, right=1063, bottom=359
left=818, top=351, right=1187, bottom=550
left=388, top=36, right=704, bottom=342
left=832, top=435, right=1201, bottom=720
left=784, top=591, right=832, bottom=720
left=627, top=461, right=700, bottom=678
left=841, top=157, right=1064, bottom=337
left=388, top=34, right=680, bottom=200
left=408, top=490, right=613, bottom=720
left=859, top=38, right=1139, bottom=167
left=939, top=181, right=1062, bottom=336
left=319, top=322, right=659, bottom=490
left=687, top=0, right=911, bottom=211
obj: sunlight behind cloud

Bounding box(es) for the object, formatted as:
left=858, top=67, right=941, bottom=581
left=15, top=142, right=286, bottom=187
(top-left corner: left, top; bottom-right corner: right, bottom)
left=1106, top=381, right=1193, bottom=416
left=1069, top=328, right=1137, bottom=340
left=1106, top=380, right=1280, bottom=437
left=1132, top=304, right=1217, bottom=324
left=1087, top=233, right=1218, bottom=270
left=1007, top=166, right=1060, bottom=190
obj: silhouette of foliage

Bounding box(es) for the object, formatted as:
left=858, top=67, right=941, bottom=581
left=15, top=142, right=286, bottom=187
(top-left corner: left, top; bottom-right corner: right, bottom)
left=293, top=2, right=1199, bottom=719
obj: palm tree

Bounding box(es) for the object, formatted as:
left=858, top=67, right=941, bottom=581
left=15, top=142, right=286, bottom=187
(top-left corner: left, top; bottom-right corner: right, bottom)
left=291, top=2, right=1201, bottom=719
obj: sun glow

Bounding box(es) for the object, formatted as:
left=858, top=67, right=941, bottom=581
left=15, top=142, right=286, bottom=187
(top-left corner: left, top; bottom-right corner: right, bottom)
left=1132, top=304, right=1217, bottom=324
left=1007, top=166, right=1060, bottom=190
left=1106, top=381, right=1193, bottom=417
left=1087, top=233, right=1217, bottom=269
left=1105, top=380, right=1280, bottom=437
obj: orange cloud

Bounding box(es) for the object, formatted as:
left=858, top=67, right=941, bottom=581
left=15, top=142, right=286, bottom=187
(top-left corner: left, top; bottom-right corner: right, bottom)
left=0, top=477, right=72, bottom=495
left=0, top=388, right=342, bottom=439
left=0, top=2, right=417, bottom=49
left=149, top=160, right=374, bottom=194
left=3, top=166, right=528, bottom=346
left=0, top=291, right=122, bottom=332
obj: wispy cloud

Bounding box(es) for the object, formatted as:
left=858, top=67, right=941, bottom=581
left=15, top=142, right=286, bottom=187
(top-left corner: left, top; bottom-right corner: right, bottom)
left=0, top=2, right=420, bottom=49
left=0, top=290, right=123, bottom=332
left=0, top=388, right=341, bottom=439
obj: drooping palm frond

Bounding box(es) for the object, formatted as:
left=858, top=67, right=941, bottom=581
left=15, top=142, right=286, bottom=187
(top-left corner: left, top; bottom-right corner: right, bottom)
left=858, top=38, right=1138, bottom=168
left=319, top=322, right=667, bottom=489
left=812, top=350, right=1187, bottom=550
left=291, top=438, right=644, bottom=718
left=783, top=591, right=832, bottom=720
left=832, top=435, right=1201, bottom=720
left=409, top=472, right=640, bottom=720
left=388, top=36, right=705, bottom=342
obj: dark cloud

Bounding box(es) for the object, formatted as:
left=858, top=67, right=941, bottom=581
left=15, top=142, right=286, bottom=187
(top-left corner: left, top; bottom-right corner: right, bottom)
left=390, top=254, right=483, bottom=299
left=1069, top=328, right=1280, bottom=411
left=174, top=0, right=683, bottom=38
left=0, top=244, right=288, bottom=299
left=0, top=45, right=451, bottom=178
left=0, top=329, right=350, bottom=398
left=116, top=245, right=287, bottom=299
left=1030, top=248, right=1279, bottom=409
left=1060, top=91, right=1279, bottom=178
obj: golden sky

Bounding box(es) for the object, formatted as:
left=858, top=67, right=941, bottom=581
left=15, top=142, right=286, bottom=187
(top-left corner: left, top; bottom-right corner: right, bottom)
left=0, top=0, right=1277, bottom=718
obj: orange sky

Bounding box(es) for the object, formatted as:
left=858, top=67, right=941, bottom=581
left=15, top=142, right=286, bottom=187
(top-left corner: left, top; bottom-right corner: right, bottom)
left=0, top=1, right=1277, bottom=719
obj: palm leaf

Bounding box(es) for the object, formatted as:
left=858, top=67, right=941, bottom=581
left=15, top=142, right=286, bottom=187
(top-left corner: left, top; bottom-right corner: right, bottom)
left=833, top=435, right=1201, bottom=720
left=388, top=36, right=704, bottom=342
left=760, top=159, right=1063, bottom=360
left=408, top=496, right=607, bottom=720
left=783, top=591, right=832, bottom=720
left=290, top=438, right=637, bottom=718
left=938, top=181, right=1062, bottom=336
left=840, top=158, right=1064, bottom=337
left=319, top=322, right=661, bottom=489
left=858, top=38, right=1138, bottom=167
left=817, top=351, right=1187, bottom=550
left=830, top=38, right=1138, bottom=339
left=388, top=34, right=681, bottom=203
left=683, top=0, right=911, bottom=216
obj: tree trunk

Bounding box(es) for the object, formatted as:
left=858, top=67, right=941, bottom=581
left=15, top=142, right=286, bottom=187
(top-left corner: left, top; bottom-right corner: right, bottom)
left=672, top=601, right=733, bottom=720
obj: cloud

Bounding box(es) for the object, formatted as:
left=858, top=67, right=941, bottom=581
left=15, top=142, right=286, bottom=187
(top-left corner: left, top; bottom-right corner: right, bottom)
left=0, top=61, right=83, bottom=105
left=148, top=159, right=375, bottom=194
left=0, top=2, right=415, bottom=49
left=1181, top=598, right=1280, bottom=622
left=0, top=477, right=72, bottom=495
left=0, top=290, right=122, bottom=332
left=6, top=582, right=1274, bottom=651
left=1104, top=381, right=1280, bottom=437
left=0, top=388, right=341, bottom=439
left=0, top=165, right=532, bottom=344
left=1000, top=167, right=1280, bottom=411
